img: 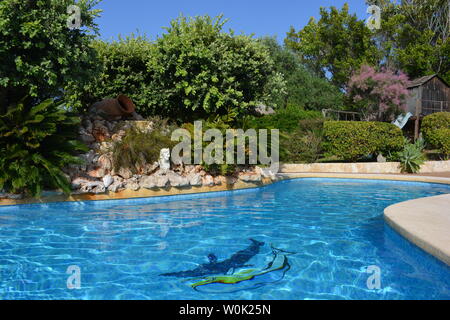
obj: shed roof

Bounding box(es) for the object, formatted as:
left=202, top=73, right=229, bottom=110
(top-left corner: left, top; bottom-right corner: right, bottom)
left=407, top=74, right=450, bottom=89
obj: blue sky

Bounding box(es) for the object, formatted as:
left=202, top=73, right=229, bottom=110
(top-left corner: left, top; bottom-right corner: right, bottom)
left=95, top=0, right=369, bottom=42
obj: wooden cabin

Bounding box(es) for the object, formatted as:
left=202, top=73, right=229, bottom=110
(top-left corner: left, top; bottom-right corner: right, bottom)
left=405, top=74, right=450, bottom=138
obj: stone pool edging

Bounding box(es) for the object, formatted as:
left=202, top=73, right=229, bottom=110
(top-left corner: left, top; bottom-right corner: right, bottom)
left=0, top=177, right=282, bottom=207
left=384, top=194, right=450, bottom=267
left=281, top=160, right=450, bottom=174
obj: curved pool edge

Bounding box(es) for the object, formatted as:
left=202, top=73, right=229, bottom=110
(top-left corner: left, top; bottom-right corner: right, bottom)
left=384, top=194, right=450, bottom=267
left=1, top=173, right=449, bottom=207
left=0, top=178, right=278, bottom=207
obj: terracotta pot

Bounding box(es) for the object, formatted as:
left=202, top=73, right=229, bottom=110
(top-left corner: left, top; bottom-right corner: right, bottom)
left=90, top=95, right=136, bottom=118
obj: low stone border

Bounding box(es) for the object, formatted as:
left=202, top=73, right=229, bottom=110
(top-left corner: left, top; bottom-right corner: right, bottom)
left=0, top=177, right=279, bottom=207
left=384, top=194, right=450, bottom=266
left=281, top=160, right=450, bottom=174
left=278, top=172, right=450, bottom=185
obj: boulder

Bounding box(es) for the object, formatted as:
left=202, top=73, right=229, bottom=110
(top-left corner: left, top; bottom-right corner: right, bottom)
left=239, top=172, right=262, bottom=183
left=187, top=173, right=202, bottom=186
left=202, top=175, right=215, bottom=187
left=167, top=172, right=190, bottom=188
left=140, top=176, right=156, bottom=189
left=80, top=181, right=106, bottom=194
left=117, top=167, right=133, bottom=180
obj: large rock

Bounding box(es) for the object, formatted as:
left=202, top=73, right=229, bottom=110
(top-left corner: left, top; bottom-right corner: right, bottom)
left=80, top=181, right=106, bottom=194
left=187, top=173, right=202, bottom=186
left=202, top=175, right=215, bottom=187
left=140, top=176, right=156, bottom=189
left=239, top=171, right=262, bottom=183
left=97, top=154, right=113, bottom=172
left=117, top=167, right=133, bottom=179
left=155, top=175, right=169, bottom=188
left=167, top=172, right=190, bottom=188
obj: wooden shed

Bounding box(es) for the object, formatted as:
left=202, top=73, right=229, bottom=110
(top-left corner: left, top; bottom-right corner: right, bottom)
left=405, top=74, right=450, bottom=138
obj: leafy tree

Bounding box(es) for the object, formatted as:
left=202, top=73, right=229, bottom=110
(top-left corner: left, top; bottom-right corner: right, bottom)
left=347, top=64, right=409, bottom=121
left=146, top=15, right=277, bottom=123
left=285, top=3, right=380, bottom=90
left=67, top=35, right=155, bottom=113
left=259, top=37, right=344, bottom=110
left=366, top=0, right=450, bottom=83
left=0, top=0, right=102, bottom=112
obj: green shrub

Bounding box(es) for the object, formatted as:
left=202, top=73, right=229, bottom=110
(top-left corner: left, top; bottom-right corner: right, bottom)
left=422, top=112, right=450, bottom=158
left=67, top=35, right=155, bottom=113
left=245, top=107, right=323, bottom=132
left=0, top=98, right=88, bottom=196
left=0, top=0, right=101, bottom=111
left=280, top=119, right=325, bottom=163
left=398, top=138, right=426, bottom=173
left=145, top=15, right=276, bottom=122
left=110, top=121, right=176, bottom=173
left=323, top=121, right=404, bottom=161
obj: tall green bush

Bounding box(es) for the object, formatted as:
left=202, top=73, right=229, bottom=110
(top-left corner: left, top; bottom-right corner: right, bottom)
left=0, top=98, right=88, bottom=197
left=323, top=121, right=404, bottom=161
left=0, top=0, right=101, bottom=111
left=146, top=15, right=276, bottom=122
left=245, top=107, right=323, bottom=132
left=67, top=35, right=155, bottom=113
left=421, top=112, right=450, bottom=157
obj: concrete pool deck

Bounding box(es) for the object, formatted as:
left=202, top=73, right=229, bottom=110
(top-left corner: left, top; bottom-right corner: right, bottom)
left=384, top=194, right=450, bottom=266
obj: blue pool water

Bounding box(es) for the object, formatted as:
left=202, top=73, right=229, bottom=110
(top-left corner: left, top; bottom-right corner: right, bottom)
left=0, top=178, right=449, bottom=300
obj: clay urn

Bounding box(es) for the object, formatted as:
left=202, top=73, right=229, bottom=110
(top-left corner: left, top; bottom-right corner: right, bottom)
left=90, top=95, right=136, bottom=119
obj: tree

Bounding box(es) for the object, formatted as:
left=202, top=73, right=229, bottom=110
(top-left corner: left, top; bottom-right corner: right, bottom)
left=144, top=15, right=277, bottom=123
left=366, top=0, right=450, bottom=83
left=259, top=37, right=344, bottom=110
left=285, top=3, right=380, bottom=90
left=347, top=64, right=409, bottom=121
left=0, top=0, right=102, bottom=112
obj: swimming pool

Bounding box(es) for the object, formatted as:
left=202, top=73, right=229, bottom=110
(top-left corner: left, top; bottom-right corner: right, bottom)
left=0, top=178, right=449, bottom=300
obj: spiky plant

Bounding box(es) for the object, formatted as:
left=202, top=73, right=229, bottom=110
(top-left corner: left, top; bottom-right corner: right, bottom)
left=398, top=140, right=426, bottom=174
left=0, top=98, right=88, bottom=197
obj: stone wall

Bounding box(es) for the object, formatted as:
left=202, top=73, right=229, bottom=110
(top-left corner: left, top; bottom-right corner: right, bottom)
left=280, top=160, right=450, bottom=174
left=65, top=117, right=273, bottom=196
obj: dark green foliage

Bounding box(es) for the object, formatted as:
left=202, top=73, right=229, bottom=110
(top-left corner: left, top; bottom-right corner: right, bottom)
left=67, top=35, right=155, bottom=113
left=395, top=138, right=426, bottom=173
left=285, top=3, right=380, bottom=90
left=259, top=37, right=344, bottom=110
left=110, top=122, right=176, bottom=173
left=0, top=98, right=88, bottom=196
left=245, top=107, right=323, bottom=132
left=323, top=121, right=404, bottom=161
left=146, top=15, right=276, bottom=122
left=421, top=112, right=450, bottom=157
left=0, top=0, right=102, bottom=111
left=280, top=119, right=325, bottom=163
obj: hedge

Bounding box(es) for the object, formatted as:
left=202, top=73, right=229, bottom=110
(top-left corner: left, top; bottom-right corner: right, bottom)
left=421, top=112, right=450, bottom=157
left=323, top=121, right=404, bottom=161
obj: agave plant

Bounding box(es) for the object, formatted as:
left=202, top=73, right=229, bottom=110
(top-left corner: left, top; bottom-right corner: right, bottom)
left=398, top=139, right=426, bottom=174
left=0, top=97, right=88, bottom=197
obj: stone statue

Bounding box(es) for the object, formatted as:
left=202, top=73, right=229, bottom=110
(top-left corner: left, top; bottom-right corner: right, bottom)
left=159, top=148, right=171, bottom=172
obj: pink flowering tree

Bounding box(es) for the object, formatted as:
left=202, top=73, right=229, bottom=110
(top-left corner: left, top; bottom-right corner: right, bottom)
left=347, top=65, right=410, bottom=121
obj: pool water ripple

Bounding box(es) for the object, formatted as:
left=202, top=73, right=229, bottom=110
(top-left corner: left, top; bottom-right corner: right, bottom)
left=0, top=178, right=449, bottom=299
